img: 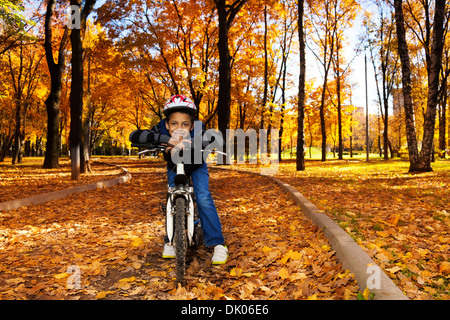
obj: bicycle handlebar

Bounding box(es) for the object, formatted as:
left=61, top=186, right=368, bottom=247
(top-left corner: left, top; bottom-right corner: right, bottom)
left=131, top=143, right=165, bottom=149
left=131, top=143, right=227, bottom=156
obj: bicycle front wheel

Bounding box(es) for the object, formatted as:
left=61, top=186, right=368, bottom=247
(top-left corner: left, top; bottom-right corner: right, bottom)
left=174, top=196, right=187, bottom=284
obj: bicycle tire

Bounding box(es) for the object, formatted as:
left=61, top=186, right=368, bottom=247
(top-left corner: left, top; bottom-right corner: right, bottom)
left=174, top=196, right=187, bottom=284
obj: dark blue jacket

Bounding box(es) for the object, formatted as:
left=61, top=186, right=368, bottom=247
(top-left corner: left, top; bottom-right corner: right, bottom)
left=129, top=119, right=222, bottom=175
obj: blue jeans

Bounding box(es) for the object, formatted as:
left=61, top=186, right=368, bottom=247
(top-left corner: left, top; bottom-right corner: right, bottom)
left=166, top=162, right=225, bottom=247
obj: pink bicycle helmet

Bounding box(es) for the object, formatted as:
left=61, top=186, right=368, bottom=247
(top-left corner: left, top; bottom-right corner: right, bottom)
left=163, top=94, right=197, bottom=117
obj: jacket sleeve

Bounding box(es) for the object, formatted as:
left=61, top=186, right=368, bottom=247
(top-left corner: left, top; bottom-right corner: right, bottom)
left=129, top=125, right=171, bottom=145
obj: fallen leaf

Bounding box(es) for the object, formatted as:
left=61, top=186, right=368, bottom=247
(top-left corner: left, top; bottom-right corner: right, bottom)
left=291, top=272, right=307, bottom=280
left=439, top=261, right=450, bottom=275
left=54, top=273, right=69, bottom=279
left=386, top=266, right=402, bottom=274
left=344, top=288, right=354, bottom=300
left=388, top=214, right=401, bottom=226
left=376, top=230, right=389, bottom=238
left=278, top=268, right=290, bottom=279
left=117, top=282, right=131, bottom=290
left=262, top=246, right=272, bottom=254
left=119, top=276, right=136, bottom=283
left=6, top=278, right=26, bottom=285
left=363, top=288, right=371, bottom=300
left=96, top=290, right=115, bottom=299
left=131, top=236, right=143, bottom=247
left=230, top=267, right=242, bottom=277
left=337, top=270, right=350, bottom=279
left=288, top=250, right=303, bottom=260
left=242, top=272, right=258, bottom=277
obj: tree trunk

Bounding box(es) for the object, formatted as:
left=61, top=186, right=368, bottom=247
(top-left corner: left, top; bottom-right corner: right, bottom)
left=43, top=0, right=68, bottom=169
left=394, top=0, right=420, bottom=171
left=68, top=0, right=96, bottom=179
left=214, top=0, right=247, bottom=163
left=43, top=95, right=61, bottom=168
left=320, top=75, right=329, bottom=162
left=216, top=0, right=231, bottom=163
left=317, top=2, right=335, bottom=162
left=12, top=98, right=22, bottom=164
left=335, top=40, right=343, bottom=160
left=279, top=59, right=287, bottom=162
left=262, top=5, right=268, bottom=131
left=350, top=102, right=354, bottom=157
left=11, top=43, right=24, bottom=165
left=438, top=75, right=447, bottom=157
left=297, top=0, right=306, bottom=171
left=382, top=67, right=389, bottom=160
left=418, top=0, right=446, bottom=171
left=69, top=17, right=83, bottom=180
left=82, top=56, right=93, bottom=172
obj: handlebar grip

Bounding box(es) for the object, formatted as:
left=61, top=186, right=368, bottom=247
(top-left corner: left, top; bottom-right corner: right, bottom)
left=131, top=143, right=156, bottom=149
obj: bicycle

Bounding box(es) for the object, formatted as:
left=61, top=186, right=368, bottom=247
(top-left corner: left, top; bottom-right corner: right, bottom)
left=132, top=142, right=206, bottom=284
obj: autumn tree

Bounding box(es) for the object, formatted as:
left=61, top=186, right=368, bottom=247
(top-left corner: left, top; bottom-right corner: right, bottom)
left=331, top=0, right=360, bottom=160
left=42, top=0, right=69, bottom=169
left=171, top=0, right=218, bottom=109
left=97, top=0, right=220, bottom=124
left=0, top=93, right=14, bottom=162
left=87, top=29, right=137, bottom=155
left=392, top=0, right=418, bottom=168
left=307, top=0, right=358, bottom=161
left=419, top=0, right=447, bottom=169
left=439, top=36, right=449, bottom=157
left=303, top=81, right=323, bottom=157
left=213, top=0, right=247, bottom=162
left=262, top=4, right=269, bottom=131
left=365, top=0, right=399, bottom=159
left=276, top=0, right=297, bottom=162
left=236, top=1, right=297, bottom=156
left=0, top=0, right=36, bottom=56
left=297, top=0, right=306, bottom=170
left=226, top=6, right=264, bottom=132
left=394, top=0, right=447, bottom=172
left=7, top=41, right=45, bottom=164
left=307, top=0, right=339, bottom=161
left=0, top=0, right=26, bottom=162
left=67, top=0, right=96, bottom=180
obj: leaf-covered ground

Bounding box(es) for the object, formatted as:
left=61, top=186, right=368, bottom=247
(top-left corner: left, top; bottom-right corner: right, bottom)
left=229, top=159, right=450, bottom=300
left=0, top=158, right=123, bottom=202
left=0, top=157, right=359, bottom=300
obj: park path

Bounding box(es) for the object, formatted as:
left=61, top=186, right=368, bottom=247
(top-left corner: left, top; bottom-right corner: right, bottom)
left=0, top=158, right=359, bottom=299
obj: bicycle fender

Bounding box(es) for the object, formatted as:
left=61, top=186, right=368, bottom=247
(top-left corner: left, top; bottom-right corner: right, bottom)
left=166, top=197, right=174, bottom=244
left=187, top=196, right=195, bottom=246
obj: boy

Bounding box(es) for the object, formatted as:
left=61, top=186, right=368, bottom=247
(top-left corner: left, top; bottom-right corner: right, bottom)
left=129, top=94, right=228, bottom=264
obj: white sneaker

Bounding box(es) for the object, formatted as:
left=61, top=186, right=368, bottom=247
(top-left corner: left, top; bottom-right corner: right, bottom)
left=162, top=243, right=175, bottom=259
left=212, top=245, right=228, bottom=265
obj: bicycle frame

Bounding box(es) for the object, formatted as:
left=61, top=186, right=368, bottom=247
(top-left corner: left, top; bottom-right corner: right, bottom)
left=132, top=142, right=222, bottom=283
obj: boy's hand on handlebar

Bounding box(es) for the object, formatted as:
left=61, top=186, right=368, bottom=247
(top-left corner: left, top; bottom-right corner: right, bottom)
left=164, top=136, right=191, bottom=154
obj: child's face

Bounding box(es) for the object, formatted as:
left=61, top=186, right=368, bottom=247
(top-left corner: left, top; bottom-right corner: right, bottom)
left=165, top=112, right=194, bottom=140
